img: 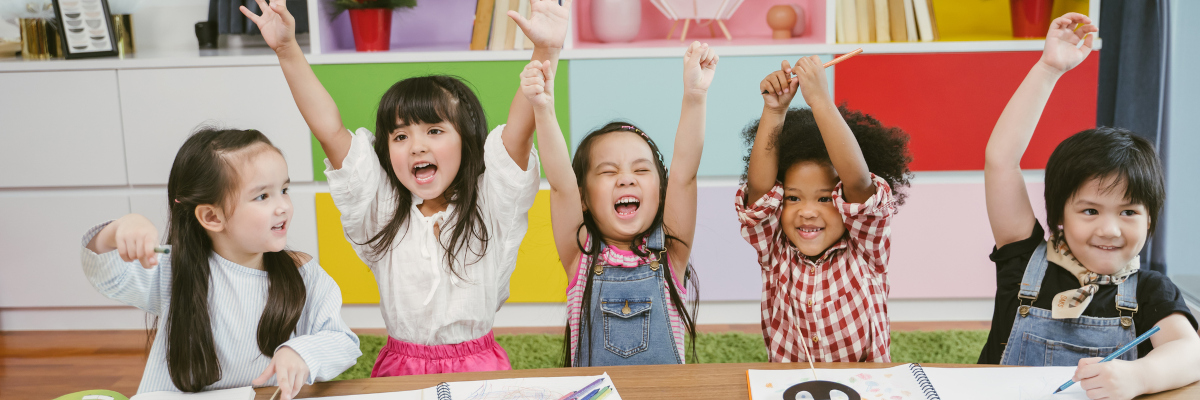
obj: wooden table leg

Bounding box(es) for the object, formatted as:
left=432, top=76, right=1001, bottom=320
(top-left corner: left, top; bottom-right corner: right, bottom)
left=680, top=19, right=691, bottom=42
left=667, top=20, right=679, bottom=40
left=717, top=20, right=732, bottom=41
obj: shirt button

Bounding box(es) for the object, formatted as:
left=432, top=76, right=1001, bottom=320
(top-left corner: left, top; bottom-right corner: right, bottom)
left=812, top=336, right=820, bottom=343
left=808, top=298, right=814, bottom=306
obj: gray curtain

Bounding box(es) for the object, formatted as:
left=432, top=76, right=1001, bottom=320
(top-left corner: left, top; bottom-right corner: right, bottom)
left=1096, top=0, right=1170, bottom=274
left=211, top=0, right=308, bottom=35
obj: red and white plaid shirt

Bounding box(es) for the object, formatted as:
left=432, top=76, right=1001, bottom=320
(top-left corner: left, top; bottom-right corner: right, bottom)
left=735, top=175, right=895, bottom=363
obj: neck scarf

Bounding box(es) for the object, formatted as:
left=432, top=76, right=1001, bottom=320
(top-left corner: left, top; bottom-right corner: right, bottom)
left=1045, top=235, right=1139, bottom=319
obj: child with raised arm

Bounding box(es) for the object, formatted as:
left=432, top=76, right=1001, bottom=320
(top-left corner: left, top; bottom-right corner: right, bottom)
left=241, top=0, right=568, bottom=376
left=737, top=56, right=913, bottom=363
left=980, top=13, right=1200, bottom=399
left=520, top=41, right=716, bottom=366
left=82, top=128, right=360, bottom=400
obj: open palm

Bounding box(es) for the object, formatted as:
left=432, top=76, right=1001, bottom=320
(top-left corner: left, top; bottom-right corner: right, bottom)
left=1039, top=13, right=1097, bottom=74
left=510, top=0, right=571, bottom=49
left=240, top=0, right=296, bottom=52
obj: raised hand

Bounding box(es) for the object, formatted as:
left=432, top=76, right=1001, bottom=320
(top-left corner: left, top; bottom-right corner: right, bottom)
left=111, top=214, right=161, bottom=269
left=683, top=41, right=719, bottom=96
left=1039, top=13, right=1097, bottom=75
left=519, top=60, right=555, bottom=108
left=509, top=0, right=571, bottom=49
left=240, top=0, right=296, bottom=52
left=253, top=346, right=310, bottom=400
left=761, top=59, right=800, bottom=112
left=793, top=55, right=831, bottom=107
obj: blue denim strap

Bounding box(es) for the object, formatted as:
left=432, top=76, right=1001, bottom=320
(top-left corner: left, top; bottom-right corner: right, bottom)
left=1115, top=271, right=1139, bottom=311
left=647, top=224, right=665, bottom=252
left=1018, top=242, right=1050, bottom=300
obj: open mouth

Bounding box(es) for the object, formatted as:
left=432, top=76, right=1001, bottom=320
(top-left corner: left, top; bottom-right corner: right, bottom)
left=614, top=195, right=640, bottom=219
left=796, top=225, right=824, bottom=240
left=272, top=221, right=287, bottom=232
left=412, top=162, right=438, bottom=185
left=1092, top=244, right=1121, bottom=251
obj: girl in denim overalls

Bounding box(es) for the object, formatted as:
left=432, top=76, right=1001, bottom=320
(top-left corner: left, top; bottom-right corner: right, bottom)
left=982, top=13, right=1200, bottom=399
left=517, top=42, right=718, bottom=366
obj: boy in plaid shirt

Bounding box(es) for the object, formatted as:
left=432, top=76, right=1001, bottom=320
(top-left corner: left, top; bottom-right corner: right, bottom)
left=735, top=57, right=913, bottom=362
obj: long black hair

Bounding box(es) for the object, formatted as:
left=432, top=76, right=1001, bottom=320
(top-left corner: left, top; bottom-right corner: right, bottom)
left=163, top=128, right=307, bottom=391
left=360, top=76, right=490, bottom=279
left=561, top=121, right=700, bottom=367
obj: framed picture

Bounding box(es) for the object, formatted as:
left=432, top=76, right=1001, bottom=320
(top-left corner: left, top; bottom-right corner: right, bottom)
left=52, top=0, right=119, bottom=59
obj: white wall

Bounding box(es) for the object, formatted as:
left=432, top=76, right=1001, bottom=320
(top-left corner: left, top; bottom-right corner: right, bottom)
left=1165, top=0, right=1200, bottom=302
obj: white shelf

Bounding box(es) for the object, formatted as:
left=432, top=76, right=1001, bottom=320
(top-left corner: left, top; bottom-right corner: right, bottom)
left=0, top=39, right=1100, bottom=72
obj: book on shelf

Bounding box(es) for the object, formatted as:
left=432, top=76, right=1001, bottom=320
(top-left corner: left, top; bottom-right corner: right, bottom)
left=487, top=0, right=509, bottom=50
left=836, top=0, right=846, bottom=43
left=888, top=0, right=907, bottom=41
left=902, top=0, right=918, bottom=42
left=855, top=0, right=871, bottom=42
left=513, top=0, right=530, bottom=50
left=470, top=0, right=495, bottom=50
left=503, top=0, right=520, bottom=50
left=912, top=0, right=936, bottom=42
left=873, top=0, right=890, bottom=42
left=842, top=0, right=935, bottom=43
left=843, top=0, right=858, bottom=43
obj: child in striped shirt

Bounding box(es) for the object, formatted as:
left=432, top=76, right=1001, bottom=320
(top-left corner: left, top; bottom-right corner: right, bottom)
left=81, top=128, right=360, bottom=399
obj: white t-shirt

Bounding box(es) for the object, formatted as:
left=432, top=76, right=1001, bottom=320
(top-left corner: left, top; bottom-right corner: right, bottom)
left=325, top=124, right=540, bottom=345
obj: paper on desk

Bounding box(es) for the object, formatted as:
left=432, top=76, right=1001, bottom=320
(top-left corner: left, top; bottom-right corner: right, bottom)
left=920, top=367, right=1089, bottom=400
left=303, top=373, right=620, bottom=400
left=130, top=387, right=255, bottom=400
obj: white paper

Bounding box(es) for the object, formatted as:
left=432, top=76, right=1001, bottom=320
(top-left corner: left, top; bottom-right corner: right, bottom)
left=444, top=373, right=620, bottom=400
left=130, top=387, right=255, bottom=400
left=921, top=367, right=1090, bottom=400
left=748, top=365, right=928, bottom=400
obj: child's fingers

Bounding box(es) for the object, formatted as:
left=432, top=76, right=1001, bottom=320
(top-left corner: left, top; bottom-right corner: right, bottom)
left=253, top=360, right=275, bottom=386
left=142, top=240, right=157, bottom=268
left=238, top=5, right=262, bottom=23
left=780, top=59, right=792, bottom=75
left=541, top=60, right=555, bottom=82
left=507, top=10, right=532, bottom=36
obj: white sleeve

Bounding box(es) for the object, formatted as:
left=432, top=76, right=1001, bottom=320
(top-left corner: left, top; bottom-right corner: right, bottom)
left=481, top=124, right=541, bottom=242
left=324, top=128, right=397, bottom=245
left=80, top=221, right=170, bottom=315
left=279, top=262, right=362, bottom=384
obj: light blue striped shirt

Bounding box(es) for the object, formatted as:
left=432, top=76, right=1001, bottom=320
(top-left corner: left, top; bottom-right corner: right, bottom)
left=81, top=222, right=362, bottom=393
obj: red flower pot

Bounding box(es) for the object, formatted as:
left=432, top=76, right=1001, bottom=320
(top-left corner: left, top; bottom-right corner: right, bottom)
left=348, top=8, right=393, bottom=52
left=1010, top=0, right=1055, bottom=38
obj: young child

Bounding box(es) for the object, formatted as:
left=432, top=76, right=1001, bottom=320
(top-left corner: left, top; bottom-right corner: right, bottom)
left=980, top=13, right=1200, bottom=399
left=81, top=128, right=360, bottom=399
left=241, top=0, right=564, bottom=376
left=737, top=56, right=912, bottom=363
left=519, top=41, right=716, bottom=366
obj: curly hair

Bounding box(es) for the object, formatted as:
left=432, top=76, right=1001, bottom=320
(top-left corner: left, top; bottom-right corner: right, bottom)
left=740, top=105, right=913, bottom=206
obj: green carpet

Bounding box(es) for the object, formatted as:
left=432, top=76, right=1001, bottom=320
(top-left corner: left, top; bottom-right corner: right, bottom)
left=332, top=330, right=988, bottom=381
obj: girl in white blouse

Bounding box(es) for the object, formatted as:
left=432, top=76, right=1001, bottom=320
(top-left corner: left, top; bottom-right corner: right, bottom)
left=241, top=0, right=567, bottom=376
left=82, top=128, right=360, bottom=400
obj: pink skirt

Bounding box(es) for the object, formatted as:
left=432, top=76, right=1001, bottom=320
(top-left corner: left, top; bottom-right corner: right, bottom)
left=370, top=331, right=512, bottom=377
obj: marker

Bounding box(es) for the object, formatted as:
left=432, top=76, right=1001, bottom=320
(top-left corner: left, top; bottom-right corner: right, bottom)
left=555, top=391, right=576, bottom=400
left=761, top=49, right=864, bottom=94
left=154, top=246, right=170, bottom=254
left=1053, top=325, right=1160, bottom=394
left=567, top=378, right=605, bottom=400
left=577, top=388, right=600, bottom=400
left=590, top=386, right=612, bottom=400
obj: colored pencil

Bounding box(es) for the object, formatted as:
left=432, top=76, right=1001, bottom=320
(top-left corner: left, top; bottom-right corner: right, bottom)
left=1053, top=325, right=1160, bottom=394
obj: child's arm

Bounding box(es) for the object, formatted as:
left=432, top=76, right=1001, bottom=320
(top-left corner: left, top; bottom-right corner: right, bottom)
left=745, top=61, right=801, bottom=203
left=792, top=55, right=873, bottom=203
left=520, top=60, right=584, bottom=277
left=1073, top=314, right=1200, bottom=399
left=82, top=215, right=167, bottom=314
left=241, top=0, right=352, bottom=169
left=254, top=263, right=361, bottom=400
left=664, top=42, right=717, bottom=270
left=985, top=13, right=1096, bottom=247
left=501, top=0, right=571, bottom=169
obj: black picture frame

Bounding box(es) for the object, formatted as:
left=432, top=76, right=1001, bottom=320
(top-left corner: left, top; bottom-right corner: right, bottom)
left=52, top=0, right=119, bottom=59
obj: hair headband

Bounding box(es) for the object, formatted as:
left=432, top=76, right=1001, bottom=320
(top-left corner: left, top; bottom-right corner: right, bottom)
left=619, top=125, right=651, bottom=141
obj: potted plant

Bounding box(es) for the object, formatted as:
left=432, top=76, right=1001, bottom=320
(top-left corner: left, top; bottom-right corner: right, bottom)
left=330, top=0, right=416, bottom=52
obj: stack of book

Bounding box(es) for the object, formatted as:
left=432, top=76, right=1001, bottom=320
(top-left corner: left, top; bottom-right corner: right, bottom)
left=469, top=0, right=538, bottom=50
left=836, top=0, right=939, bottom=43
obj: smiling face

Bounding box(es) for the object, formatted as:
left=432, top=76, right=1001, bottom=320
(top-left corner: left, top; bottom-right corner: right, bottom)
left=222, top=146, right=293, bottom=255
left=780, top=161, right=846, bottom=257
left=388, top=120, right=463, bottom=202
left=1060, top=176, right=1149, bottom=274
left=582, top=131, right=662, bottom=246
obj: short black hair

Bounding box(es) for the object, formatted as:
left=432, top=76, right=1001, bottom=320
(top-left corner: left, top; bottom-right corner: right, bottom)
left=1044, top=127, right=1164, bottom=237
left=740, top=105, right=913, bottom=206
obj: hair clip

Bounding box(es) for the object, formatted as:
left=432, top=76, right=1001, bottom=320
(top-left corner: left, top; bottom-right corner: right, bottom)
left=619, top=125, right=651, bottom=141
left=174, top=199, right=181, bottom=204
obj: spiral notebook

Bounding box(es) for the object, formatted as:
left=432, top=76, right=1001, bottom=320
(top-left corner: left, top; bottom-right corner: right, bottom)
left=748, top=364, right=1091, bottom=400
left=302, top=373, right=621, bottom=400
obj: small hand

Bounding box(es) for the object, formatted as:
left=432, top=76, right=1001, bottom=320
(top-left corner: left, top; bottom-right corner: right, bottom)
left=112, top=214, right=161, bottom=269
left=240, top=0, right=296, bottom=52
left=1074, top=358, right=1144, bottom=400
left=509, top=0, right=571, bottom=49
left=760, top=60, right=799, bottom=112
left=253, top=346, right=310, bottom=400
left=683, top=41, right=719, bottom=95
left=793, top=55, right=831, bottom=107
left=519, top=60, right=555, bottom=108
left=1038, top=13, right=1097, bottom=75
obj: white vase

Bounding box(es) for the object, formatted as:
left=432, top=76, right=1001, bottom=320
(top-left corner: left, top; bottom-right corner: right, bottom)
left=591, top=0, right=641, bottom=43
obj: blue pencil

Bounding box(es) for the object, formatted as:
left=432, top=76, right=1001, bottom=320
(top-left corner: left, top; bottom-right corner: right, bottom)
left=568, top=378, right=605, bottom=400
left=1053, top=325, right=1161, bottom=394
left=577, top=388, right=601, bottom=400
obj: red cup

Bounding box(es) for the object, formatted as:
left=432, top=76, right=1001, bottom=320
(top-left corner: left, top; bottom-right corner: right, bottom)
left=348, top=8, right=393, bottom=52
left=1010, top=0, right=1055, bottom=38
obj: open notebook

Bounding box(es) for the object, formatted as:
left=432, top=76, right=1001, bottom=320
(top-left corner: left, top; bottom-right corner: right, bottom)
left=748, top=364, right=1090, bottom=400
left=305, top=373, right=621, bottom=400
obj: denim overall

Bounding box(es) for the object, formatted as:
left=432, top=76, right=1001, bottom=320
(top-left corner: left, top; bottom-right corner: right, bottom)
left=999, top=242, right=1139, bottom=366
left=574, top=227, right=683, bottom=366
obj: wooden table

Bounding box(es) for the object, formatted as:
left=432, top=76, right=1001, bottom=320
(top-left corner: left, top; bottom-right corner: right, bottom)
left=254, top=362, right=1200, bottom=399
